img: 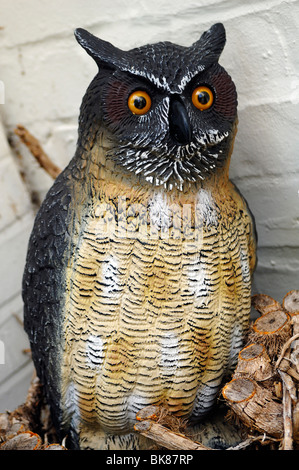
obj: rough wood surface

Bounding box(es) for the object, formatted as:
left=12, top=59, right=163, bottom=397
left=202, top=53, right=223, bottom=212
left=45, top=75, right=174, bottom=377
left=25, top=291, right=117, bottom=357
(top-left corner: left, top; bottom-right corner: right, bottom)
left=222, top=291, right=299, bottom=449
left=0, top=375, right=65, bottom=450
left=293, top=401, right=299, bottom=443
left=134, top=420, right=210, bottom=451
left=252, top=309, right=290, bottom=336
left=235, top=343, right=273, bottom=381
left=280, top=370, right=294, bottom=450
left=251, top=294, right=282, bottom=315
left=282, top=290, right=299, bottom=315
left=249, top=299, right=292, bottom=358
left=0, top=431, right=42, bottom=450
left=222, top=377, right=283, bottom=437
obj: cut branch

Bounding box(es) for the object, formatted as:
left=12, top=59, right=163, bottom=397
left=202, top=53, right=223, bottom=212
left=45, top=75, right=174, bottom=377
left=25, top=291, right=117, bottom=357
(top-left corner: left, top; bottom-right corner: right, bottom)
left=0, top=375, right=43, bottom=442
left=282, top=290, right=299, bottom=315
left=252, top=309, right=290, bottom=336
left=293, top=401, right=299, bottom=443
left=235, top=343, right=273, bottom=381
left=14, top=124, right=61, bottom=179
left=279, top=371, right=294, bottom=450
left=0, top=431, right=42, bottom=450
left=249, top=309, right=292, bottom=357
left=135, top=405, right=212, bottom=450
left=251, top=294, right=282, bottom=315
left=222, top=377, right=283, bottom=438
left=275, top=333, right=299, bottom=381
left=134, top=420, right=210, bottom=451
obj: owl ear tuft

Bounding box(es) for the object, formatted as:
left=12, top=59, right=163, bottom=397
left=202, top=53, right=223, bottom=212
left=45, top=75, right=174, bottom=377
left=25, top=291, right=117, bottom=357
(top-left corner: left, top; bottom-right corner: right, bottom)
left=193, top=23, right=226, bottom=64
left=74, top=28, right=125, bottom=69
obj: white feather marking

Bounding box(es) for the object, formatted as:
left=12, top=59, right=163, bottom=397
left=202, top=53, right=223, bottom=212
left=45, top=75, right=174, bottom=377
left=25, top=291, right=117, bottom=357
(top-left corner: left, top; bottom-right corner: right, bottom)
left=86, top=335, right=105, bottom=369
left=196, top=189, right=218, bottom=227
left=239, top=246, right=250, bottom=282
left=159, top=333, right=179, bottom=375
left=188, top=265, right=207, bottom=297
left=149, top=191, right=171, bottom=233
left=101, top=255, right=119, bottom=297
left=187, top=260, right=210, bottom=307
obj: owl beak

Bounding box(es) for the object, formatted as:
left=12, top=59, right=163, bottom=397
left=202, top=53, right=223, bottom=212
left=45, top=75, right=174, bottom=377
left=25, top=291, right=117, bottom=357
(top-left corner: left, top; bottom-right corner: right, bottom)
left=169, top=98, right=192, bottom=146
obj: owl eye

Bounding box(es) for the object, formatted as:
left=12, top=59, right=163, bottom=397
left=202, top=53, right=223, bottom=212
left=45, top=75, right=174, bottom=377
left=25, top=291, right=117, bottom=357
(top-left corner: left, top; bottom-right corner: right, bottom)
left=192, top=86, right=214, bottom=111
left=128, top=90, right=152, bottom=115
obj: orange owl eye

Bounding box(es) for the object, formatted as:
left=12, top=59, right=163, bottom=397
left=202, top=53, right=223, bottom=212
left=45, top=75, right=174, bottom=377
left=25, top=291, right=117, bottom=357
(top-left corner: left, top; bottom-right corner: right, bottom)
left=128, top=90, right=152, bottom=115
left=192, top=86, right=214, bottom=111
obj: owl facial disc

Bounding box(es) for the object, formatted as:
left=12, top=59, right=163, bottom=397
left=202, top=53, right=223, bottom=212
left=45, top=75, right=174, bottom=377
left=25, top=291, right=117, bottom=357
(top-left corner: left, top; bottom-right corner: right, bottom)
left=75, top=23, right=238, bottom=189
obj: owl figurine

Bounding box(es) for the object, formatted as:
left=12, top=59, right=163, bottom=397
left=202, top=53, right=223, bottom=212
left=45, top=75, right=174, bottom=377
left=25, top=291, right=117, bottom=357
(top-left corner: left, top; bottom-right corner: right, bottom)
left=23, top=23, right=256, bottom=450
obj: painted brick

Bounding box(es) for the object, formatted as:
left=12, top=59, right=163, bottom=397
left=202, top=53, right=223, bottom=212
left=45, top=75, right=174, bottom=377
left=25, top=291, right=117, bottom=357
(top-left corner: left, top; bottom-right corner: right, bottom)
left=0, top=155, right=32, bottom=232
left=0, top=213, right=33, bottom=307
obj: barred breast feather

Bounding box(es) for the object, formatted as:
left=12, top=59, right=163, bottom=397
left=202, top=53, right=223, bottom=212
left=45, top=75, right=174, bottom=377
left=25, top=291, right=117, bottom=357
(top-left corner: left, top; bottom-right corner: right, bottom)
left=57, top=156, right=256, bottom=449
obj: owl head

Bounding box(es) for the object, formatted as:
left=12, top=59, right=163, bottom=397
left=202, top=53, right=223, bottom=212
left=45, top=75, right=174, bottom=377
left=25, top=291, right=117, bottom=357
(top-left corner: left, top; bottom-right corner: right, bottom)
left=75, top=23, right=237, bottom=189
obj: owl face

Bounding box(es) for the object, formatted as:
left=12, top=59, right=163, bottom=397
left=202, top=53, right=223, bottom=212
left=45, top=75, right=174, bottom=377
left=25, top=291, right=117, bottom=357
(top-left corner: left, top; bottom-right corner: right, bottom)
left=76, top=23, right=237, bottom=189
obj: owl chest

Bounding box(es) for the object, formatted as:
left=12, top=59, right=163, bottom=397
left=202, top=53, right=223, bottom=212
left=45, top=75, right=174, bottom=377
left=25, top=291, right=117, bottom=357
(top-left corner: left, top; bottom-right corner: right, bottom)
left=65, top=188, right=223, bottom=324
left=62, top=187, right=251, bottom=430
left=66, top=185, right=249, bottom=308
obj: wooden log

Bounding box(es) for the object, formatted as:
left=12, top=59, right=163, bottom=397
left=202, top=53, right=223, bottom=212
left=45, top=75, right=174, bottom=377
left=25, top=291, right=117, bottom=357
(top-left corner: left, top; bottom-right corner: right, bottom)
left=222, top=378, right=283, bottom=438
left=279, top=371, right=293, bottom=450
left=249, top=309, right=292, bottom=358
left=235, top=343, right=273, bottom=381
left=253, top=309, right=290, bottom=335
left=293, top=401, right=299, bottom=443
left=282, top=290, right=299, bottom=315
left=252, top=294, right=282, bottom=315
left=42, top=443, right=66, bottom=450
left=277, top=358, right=299, bottom=382
left=136, top=405, right=160, bottom=422
left=0, top=431, right=42, bottom=450
left=134, top=420, right=210, bottom=451
left=0, top=376, right=43, bottom=446
left=283, top=291, right=299, bottom=374
left=136, top=405, right=187, bottom=434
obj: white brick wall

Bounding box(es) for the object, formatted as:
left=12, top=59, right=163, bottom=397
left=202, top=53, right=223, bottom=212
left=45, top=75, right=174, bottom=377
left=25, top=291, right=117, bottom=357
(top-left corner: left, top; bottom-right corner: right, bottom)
left=0, top=0, right=298, bottom=411
left=0, top=119, right=35, bottom=410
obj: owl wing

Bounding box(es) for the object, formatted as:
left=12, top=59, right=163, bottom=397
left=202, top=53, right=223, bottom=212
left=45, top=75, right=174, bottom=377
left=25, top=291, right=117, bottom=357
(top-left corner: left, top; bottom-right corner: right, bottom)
left=231, top=180, right=257, bottom=276
left=22, top=167, right=73, bottom=433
